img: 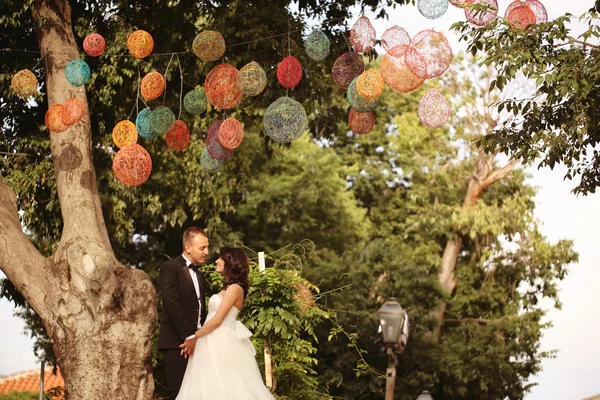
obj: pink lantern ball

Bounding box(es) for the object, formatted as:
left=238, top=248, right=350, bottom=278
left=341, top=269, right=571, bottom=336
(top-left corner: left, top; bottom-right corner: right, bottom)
left=83, top=33, right=106, bottom=57
left=381, top=26, right=411, bottom=53
left=166, top=120, right=190, bottom=151
left=409, top=30, right=453, bottom=79
left=526, top=0, right=547, bottom=23
left=218, top=117, right=244, bottom=150
left=464, top=0, right=498, bottom=26
left=418, top=88, right=451, bottom=129
left=350, top=16, right=376, bottom=54
left=277, top=56, right=303, bottom=89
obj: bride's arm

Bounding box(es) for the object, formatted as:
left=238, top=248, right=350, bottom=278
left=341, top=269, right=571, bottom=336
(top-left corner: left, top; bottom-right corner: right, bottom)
left=194, top=284, right=243, bottom=338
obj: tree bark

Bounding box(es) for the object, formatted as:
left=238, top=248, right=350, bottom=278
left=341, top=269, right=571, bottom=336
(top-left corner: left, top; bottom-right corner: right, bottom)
left=0, top=0, right=157, bottom=398
left=432, top=155, right=518, bottom=340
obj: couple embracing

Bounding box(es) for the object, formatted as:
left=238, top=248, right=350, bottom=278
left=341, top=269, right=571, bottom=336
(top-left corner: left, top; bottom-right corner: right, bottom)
left=158, top=226, right=275, bottom=399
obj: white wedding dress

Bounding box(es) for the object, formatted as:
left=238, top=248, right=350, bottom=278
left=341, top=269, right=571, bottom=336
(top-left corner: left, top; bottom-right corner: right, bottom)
left=176, top=294, right=275, bottom=400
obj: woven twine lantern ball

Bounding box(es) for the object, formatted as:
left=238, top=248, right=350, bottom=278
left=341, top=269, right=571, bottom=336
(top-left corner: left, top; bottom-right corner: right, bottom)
left=218, top=117, right=244, bottom=150
left=237, top=61, right=267, bottom=97
left=201, top=147, right=225, bottom=173
left=356, top=69, right=384, bottom=101
left=83, top=33, right=106, bottom=57
left=112, top=120, right=138, bottom=148
left=65, top=60, right=91, bottom=87
left=207, top=120, right=234, bottom=160
left=205, top=64, right=243, bottom=110
left=184, top=88, right=208, bottom=115
left=408, top=30, right=453, bottom=79
left=332, top=51, right=365, bottom=90
left=264, top=96, right=308, bottom=143
left=464, top=0, right=498, bottom=26
left=381, top=47, right=425, bottom=94
left=381, top=26, right=411, bottom=53
left=140, top=72, right=165, bottom=101
left=347, top=77, right=379, bottom=111
left=277, top=56, right=303, bottom=89
left=418, top=88, right=451, bottom=129
left=11, top=69, right=38, bottom=98
left=127, top=30, right=154, bottom=59
left=417, top=0, right=449, bottom=19
left=506, top=2, right=536, bottom=30
left=526, top=0, right=547, bottom=23
left=192, top=31, right=226, bottom=63
left=61, top=98, right=86, bottom=126
left=136, top=108, right=156, bottom=139
left=295, top=283, right=314, bottom=313
left=45, top=104, right=69, bottom=133
left=166, top=120, right=190, bottom=151
left=149, top=106, right=176, bottom=135
left=348, top=108, right=375, bottom=135
left=305, top=29, right=330, bottom=61
left=113, top=143, right=152, bottom=186
left=350, top=16, right=376, bottom=54
left=449, top=0, right=467, bottom=7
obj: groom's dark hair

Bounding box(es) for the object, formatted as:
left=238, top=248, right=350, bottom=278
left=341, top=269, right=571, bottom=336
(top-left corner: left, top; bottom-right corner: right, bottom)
left=182, top=226, right=207, bottom=247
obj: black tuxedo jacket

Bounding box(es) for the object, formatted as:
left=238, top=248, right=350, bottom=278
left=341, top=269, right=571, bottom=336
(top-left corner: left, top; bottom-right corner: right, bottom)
left=158, top=255, right=209, bottom=350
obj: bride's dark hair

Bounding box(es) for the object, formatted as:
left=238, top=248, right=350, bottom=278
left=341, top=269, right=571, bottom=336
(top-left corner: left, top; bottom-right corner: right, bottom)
left=220, top=247, right=249, bottom=297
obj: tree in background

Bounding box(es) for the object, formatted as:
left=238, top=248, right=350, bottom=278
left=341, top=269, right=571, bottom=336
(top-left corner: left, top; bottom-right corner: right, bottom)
left=454, top=3, right=600, bottom=194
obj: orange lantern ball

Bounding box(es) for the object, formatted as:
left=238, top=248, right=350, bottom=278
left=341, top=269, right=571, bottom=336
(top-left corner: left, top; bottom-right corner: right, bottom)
left=141, top=72, right=165, bottom=101
left=112, top=120, right=138, bottom=148
left=356, top=69, right=384, bottom=101
left=218, top=117, right=244, bottom=149
left=83, top=33, right=106, bottom=57
left=381, top=47, right=425, bottom=94
left=112, top=143, right=152, bottom=186
left=205, top=64, right=243, bottom=110
left=127, top=30, right=154, bottom=59
left=45, top=104, right=69, bottom=133
left=166, top=120, right=191, bottom=151
left=61, top=98, right=86, bottom=126
left=11, top=69, right=38, bottom=98
left=348, top=108, right=375, bottom=135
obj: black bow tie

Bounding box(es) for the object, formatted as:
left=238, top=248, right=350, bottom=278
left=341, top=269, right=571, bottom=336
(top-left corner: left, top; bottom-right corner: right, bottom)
left=188, top=263, right=200, bottom=272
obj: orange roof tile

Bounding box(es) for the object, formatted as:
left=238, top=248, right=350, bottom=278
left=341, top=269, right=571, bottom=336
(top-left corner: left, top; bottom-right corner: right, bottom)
left=0, top=367, right=63, bottom=398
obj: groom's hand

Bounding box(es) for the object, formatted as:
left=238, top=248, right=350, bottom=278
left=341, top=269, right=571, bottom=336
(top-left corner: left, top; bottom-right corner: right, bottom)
left=179, top=337, right=196, bottom=358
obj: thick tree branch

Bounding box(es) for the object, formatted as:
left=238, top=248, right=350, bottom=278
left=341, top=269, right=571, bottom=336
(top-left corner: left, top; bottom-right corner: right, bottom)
left=481, top=159, right=519, bottom=190
left=0, top=179, right=49, bottom=313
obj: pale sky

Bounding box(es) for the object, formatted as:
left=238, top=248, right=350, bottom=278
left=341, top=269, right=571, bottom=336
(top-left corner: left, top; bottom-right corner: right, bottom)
left=2, top=1, right=600, bottom=399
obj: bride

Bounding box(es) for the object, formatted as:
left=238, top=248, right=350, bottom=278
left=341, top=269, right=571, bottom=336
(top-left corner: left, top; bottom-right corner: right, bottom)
left=176, top=247, right=275, bottom=399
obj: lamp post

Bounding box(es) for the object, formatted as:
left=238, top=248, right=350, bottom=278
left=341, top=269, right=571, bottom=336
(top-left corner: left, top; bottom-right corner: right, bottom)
left=416, top=390, right=433, bottom=400
left=377, top=298, right=408, bottom=400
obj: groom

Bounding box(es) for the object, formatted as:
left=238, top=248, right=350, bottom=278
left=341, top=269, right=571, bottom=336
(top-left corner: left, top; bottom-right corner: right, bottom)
left=158, top=226, right=210, bottom=399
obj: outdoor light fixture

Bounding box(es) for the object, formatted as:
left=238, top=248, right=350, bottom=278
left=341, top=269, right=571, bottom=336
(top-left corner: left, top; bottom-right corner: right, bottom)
left=416, top=390, right=433, bottom=400
left=377, top=297, right=409, bottom=400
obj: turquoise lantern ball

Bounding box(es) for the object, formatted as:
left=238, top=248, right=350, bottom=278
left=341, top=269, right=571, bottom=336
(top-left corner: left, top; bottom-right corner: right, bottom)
left=65, top=59, right=91, bottom=87
left=136, top=108, right=155, bottom=139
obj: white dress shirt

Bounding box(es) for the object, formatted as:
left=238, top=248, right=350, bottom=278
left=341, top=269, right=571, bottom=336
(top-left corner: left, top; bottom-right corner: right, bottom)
left=181, top=254, right=203, bottom=329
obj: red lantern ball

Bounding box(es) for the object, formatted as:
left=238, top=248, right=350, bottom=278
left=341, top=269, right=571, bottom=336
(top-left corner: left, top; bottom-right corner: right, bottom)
left=166, top=120, right=190, bottom=151
left=83, top=33, right=106, bottom=57
left=45, top=104, right=69, bottom=133
left=506, top=2, right=536, bottom=30
left=277, top=56, right=303, bottom=89
left=61, top=98, right=86, bottom=126
left=332, top=51, right=365, bottom=90
left=141, top=72, right=165, bottom=101
left=348, top=108, right=375, bottom=135
left=112, top=143, right=152, bottom=186
left=464, top=0, right=498, bottom=26
left=205, top=64, right=243, bottom=110
left=206, top=120, right=234, bottom=160
left=218, top=117, right=244, bottom=149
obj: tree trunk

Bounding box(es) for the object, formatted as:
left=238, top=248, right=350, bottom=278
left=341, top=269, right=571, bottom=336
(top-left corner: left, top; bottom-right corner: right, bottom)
left=432, top=154, right=518, bottom=340
left=0, top=0, right=157, bottom=398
